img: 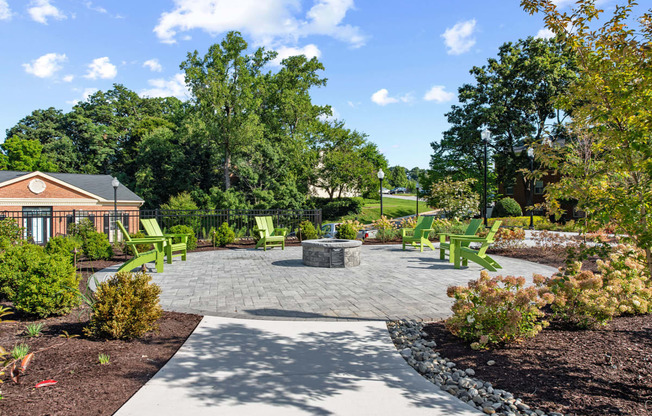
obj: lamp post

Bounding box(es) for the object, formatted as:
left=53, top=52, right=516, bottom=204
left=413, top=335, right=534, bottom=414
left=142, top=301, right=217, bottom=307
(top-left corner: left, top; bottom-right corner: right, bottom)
left=112, top=177, right=119, bottom=243
left=481, top=128, right=491, bottom=228
left=415, top=180, right=420, bottom=218
left=377, top=169, right=385, bottom=218
left=527, top=148, right=534, bottom=230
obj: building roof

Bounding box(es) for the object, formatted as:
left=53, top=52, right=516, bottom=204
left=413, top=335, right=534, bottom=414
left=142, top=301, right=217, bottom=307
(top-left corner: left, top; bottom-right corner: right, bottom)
left=0, top=171, right=144, bottom=202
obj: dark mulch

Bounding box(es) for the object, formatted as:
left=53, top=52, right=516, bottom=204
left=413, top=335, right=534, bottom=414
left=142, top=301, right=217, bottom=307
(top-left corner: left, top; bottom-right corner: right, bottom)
left=488, top=244, right=601, bottom=273
left=423, top=315, right=652, bottom=416
left=0, top=258, right=202, bottom=416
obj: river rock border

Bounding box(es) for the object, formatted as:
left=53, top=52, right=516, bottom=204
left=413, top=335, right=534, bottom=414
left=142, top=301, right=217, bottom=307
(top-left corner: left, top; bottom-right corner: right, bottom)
left=387, top=320, right=564, bottom=416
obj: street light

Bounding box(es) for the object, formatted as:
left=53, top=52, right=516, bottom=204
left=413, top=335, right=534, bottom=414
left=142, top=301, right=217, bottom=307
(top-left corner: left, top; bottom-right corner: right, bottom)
left=377, top=169, right=385, bottom=218
left=527, top=148, right=535, bottom=230
left=112, top=177, right=119, bottom=243
left=415, top=180, right=420, bottom=218
left=481, top=128, right=491, bottom=228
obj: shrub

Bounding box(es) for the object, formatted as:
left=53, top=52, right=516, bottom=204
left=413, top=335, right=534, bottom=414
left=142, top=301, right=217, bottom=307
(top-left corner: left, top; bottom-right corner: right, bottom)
left=169, top=224, right=197, bottom=250
left=536, top=245, right=652, bottom=328
left=127, top=231, right=153, bottom=254
left=493, top=197, right=523, bottom=217
left=399, top=216, right=418, bottom=229
left=479, top=227, right=525, bottom=250
left=446, top=271, right=550, bottom=349
left=0, top=244, right=80, bottom=317
left=336, top=222, right=357, bottom=240
left=0, top=218, right=23, bottom=249
left=372, top=216, right=397, bottom=242
left=45, top=235, right=82, bottom=262
left=296, top=220, right=319, bottom=241
left=431, top=218, right=467, bottom=236
left=310, top=197, right=363, bottom=220
left=427, top=177, right=480, bottom=219
left=85, top=271, right=162, bottom=340
left=68, top=219, right=113, bottom=260
left=488, top=216, right=546, bottom=227
left=212, top=222, right=235, bottom=247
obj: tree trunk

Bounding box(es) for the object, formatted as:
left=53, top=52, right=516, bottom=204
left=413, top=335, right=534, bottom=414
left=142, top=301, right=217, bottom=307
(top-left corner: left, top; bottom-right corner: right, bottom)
left=224, top=146, right=231, bottom=190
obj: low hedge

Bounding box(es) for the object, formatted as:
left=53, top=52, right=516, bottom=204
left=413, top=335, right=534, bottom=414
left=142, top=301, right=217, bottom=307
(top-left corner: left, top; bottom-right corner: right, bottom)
left=307, top=197, right=363, bottom=220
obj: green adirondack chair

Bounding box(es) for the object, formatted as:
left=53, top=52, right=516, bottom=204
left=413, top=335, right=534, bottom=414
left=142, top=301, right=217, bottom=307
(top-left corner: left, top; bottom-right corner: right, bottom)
left=140, top=218, right=189, bottom=264
left=439, top=218, right=483, bottom=261
left=450, top=220, right=503, bottom=271
left=401, top=216, right=436, bottom=251
left=253, top=216, right=287, bottom=250
left=116, top=220, right=165, bottom=273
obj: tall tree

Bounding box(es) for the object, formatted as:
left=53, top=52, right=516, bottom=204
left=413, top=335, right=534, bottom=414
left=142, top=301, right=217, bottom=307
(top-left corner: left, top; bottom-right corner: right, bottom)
left=1, top=137, right=58, bottom=172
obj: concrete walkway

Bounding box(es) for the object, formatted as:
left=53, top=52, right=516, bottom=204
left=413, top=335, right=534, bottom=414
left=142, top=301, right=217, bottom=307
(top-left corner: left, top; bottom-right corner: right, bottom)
left=95, top=245, right=556, bottom=321
left=115, top=316, right=482, bottom=416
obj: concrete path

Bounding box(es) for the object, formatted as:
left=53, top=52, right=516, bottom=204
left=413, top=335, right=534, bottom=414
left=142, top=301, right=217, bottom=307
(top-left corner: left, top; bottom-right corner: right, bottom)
left=115, top=316, right=482, bottom=416
left=95, top=245, right=556, bottom=321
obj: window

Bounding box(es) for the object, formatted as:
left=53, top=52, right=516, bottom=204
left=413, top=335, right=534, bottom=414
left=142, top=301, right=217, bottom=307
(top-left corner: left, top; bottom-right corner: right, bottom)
left=573, top=207, right=586, bottom=218
left=534, top=180, right=544, bottom=195
left=505, top=184, right=514, bottom=196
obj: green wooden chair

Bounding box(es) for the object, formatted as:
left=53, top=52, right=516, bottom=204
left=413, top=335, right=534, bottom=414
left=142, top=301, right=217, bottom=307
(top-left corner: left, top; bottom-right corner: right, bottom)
left=450, top=221, right=503, bottom=271
left=253, top=216, right=287, bottom=250
left=401, top=216, right=436, bottom=252
left=140, top=218, right=190, bottom=264
left=439, top=218, right=483, bottom=262
left=116, top=220, right=165, bottom=273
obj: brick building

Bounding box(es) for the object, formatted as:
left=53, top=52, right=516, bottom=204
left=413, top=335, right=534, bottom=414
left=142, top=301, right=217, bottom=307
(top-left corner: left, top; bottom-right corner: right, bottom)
left=0, top=171, right=144, bottom=243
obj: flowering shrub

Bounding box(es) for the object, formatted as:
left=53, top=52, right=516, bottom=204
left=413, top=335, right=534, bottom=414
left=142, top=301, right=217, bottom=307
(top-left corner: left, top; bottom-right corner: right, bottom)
left=480, top=227, right=525, bottom=250
left=372, top=216, right=397, bottom=242
left=400, top=216, right=418, bottom=229
left=536, top=245, right=652, bottom=328
left=446, top=271, right=550, bottom=349
left=431, top=218, right=467, bottom=235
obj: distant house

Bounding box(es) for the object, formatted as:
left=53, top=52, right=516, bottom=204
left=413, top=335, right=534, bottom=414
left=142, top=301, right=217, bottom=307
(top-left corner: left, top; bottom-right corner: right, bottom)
left=0, top=171, right=144, bottom=244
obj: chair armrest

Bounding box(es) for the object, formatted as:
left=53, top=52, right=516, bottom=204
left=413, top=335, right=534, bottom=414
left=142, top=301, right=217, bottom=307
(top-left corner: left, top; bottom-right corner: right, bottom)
left=417, top=228, right=435, bottom=238
left=274, top=228, right=288, bottom=237
left=125, top=237, right=165, bottom=244
left=401, top=228, right=414, bottom=237
left=449, top=236, right=488, bottom=242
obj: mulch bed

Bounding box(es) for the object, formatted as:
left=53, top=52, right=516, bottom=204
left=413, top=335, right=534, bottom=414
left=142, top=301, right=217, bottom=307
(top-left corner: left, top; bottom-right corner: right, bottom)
left=0, top=258, right=202, bottom=416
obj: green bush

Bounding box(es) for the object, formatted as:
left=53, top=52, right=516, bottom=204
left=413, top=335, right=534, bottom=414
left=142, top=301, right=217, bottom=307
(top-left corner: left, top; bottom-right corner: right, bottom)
left=309, top=197, right=363, bottom=220
left=446, top=271, right=550, bottom=349
left=0, top=244, right=80, bottom=317
left=68, top=219, right=113, bottom=260
left=0, top=218, right=23, bottom=249
left=45, top=235, right=82, bottom=262
left=127, top=231, right=153, bottom=254
left=85, top=271, right=162, bottom=340
left=336, top=222, right=357, bottom=240
left=296, top=220, right=319, bottom=241
left=169, top=224, right=197, bottom=250
left=493, top=197, right=523, bottom=217
left=212, top=222, right=235, bottom=247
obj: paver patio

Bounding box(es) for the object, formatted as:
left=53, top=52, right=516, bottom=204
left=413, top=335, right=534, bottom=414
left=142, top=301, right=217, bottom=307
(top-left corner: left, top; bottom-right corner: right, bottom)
left=95, top=245, right=556, bottom=321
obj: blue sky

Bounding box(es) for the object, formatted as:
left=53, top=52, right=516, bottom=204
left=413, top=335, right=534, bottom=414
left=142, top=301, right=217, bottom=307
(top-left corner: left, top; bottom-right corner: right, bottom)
left=0, top=0, right=605, bottom=169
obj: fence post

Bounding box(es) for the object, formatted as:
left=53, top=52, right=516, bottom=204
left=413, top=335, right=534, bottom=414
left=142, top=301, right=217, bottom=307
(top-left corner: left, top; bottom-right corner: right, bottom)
left=156, top=208, right=161, bottom=227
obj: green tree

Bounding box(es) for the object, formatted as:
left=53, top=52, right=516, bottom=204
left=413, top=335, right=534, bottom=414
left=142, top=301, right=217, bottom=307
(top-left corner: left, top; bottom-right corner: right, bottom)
left=388, top=166, right=409, bottom=188
left=522, top=0, right=652, bottom=273
left=427, top=177, right=480, bottom=219
left=1, top=137, right=58, bottom=171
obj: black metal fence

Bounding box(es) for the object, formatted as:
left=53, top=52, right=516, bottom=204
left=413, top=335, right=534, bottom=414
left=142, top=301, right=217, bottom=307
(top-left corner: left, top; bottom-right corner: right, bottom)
left=0, top=208, right=322, bottom=244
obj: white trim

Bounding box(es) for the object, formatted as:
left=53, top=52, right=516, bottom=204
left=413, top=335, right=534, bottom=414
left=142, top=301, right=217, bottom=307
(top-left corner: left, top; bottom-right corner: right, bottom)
left=0, top=171, right=110, bottom=202
left=0, top=198, right=142, bottom=207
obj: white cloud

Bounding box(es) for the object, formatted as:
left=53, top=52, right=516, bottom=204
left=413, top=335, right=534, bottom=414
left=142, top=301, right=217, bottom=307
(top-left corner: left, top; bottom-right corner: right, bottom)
left=371, top=89, right=397, bottom=106
left=317, top=106, right=340, bottom=122
left=271, top=44, right=321, bottom=66
left=67, top=87, right=98, bottom=105
left=23, top=53, right=67, bottom=78
left=28, top=0, right=66, bottom=24
left=143, top=59, right=163, bottom=72
left=0, top=0, right=12, bottom=20
left=84, top=1, right=107, bottom=14
left=441, top=19, right=476, bottom=55
left=62, top=74, right=74, bottom=82
left=551, top=0, right=574, bottom=7
left=153, top=0, right=365, bottom=48
left=535, top=28, right=555, bottom=39
left=140, top=73, right=190, bottom=100
left=423, top=85, right=455, bottom=103
left=84, top=57, right=117, bottom=79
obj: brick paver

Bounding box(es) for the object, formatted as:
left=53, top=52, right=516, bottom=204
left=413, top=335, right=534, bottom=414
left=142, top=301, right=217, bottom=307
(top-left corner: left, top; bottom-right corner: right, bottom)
left=95, top=245, right=556, bottom=321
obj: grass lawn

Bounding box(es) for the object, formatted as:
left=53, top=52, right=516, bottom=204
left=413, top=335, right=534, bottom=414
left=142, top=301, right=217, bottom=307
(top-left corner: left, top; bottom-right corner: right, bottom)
left=337, top=198, right=433, bottom=223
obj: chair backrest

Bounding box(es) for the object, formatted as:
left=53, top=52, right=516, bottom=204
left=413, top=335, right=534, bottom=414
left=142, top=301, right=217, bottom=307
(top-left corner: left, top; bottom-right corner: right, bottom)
left=414, top=215, right=434, bottom=232
left=465, top=218, right=483, bottom=236
left=477, top=220, right=502, bottom=255
left=141, top=218, right=165, bottom=237
left=117, top=220, right=139, bottom=257
left=255, top=216, right=270, bottom=237
left=265, top=216, right=275, bottom=234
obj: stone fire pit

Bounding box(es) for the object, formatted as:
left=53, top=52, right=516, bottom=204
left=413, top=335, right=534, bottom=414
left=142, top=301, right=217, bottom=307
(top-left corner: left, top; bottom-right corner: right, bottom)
left=302, top=239, right=362, bottom=268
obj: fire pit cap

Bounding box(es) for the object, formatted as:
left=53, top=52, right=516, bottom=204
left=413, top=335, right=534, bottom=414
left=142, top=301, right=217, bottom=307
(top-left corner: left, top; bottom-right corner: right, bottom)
left=301, top=238, right=362, bottom=248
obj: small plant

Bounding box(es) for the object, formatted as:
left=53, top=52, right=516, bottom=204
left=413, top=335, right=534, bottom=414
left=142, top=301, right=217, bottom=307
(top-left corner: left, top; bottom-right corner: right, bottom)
left=25, top=322, right=44, bottom=338
left=11, top=344, right=30, bottom=361
left=212, top=222, right=235, bottom=247
left=98, top=353, right=110, bottom=365
left=335, top=222, right=357, bottom=240
left=372, top=216, right=397, bottom=242
left=296, top=220, right=319, bottom=241
left=446, top=271, right=551, bottom=349
left=59, top=330, right=79, bottom=339
left=85, top=271, right=162, bottom=340
left=169, top=225, right=197, bottom=250
left=0, top=306, right=14, bottom=323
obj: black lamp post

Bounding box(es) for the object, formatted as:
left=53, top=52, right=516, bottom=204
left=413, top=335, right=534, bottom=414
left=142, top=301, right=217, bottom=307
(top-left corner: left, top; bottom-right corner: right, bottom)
left=377, top=169, right=385, bottom=217
left=527, top=148, right=535, bottom=230
left=112, top=177, right=119, bottom=242
left=481, top=128, right=490, bottom=228
left=416, top=180, right=420, bottom=218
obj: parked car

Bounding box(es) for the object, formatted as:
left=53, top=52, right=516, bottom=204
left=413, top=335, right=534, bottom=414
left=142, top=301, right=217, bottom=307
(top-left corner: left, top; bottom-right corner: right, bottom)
left=381, top=187, right=391, bottom=194
left=389, top=187, right=407, bottom=194
left=321, top=223, right=372, bottom=239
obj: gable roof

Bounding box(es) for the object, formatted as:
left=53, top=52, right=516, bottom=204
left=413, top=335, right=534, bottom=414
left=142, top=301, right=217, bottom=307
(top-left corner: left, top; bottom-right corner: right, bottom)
left=0, top=171, right=144, bottom=202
